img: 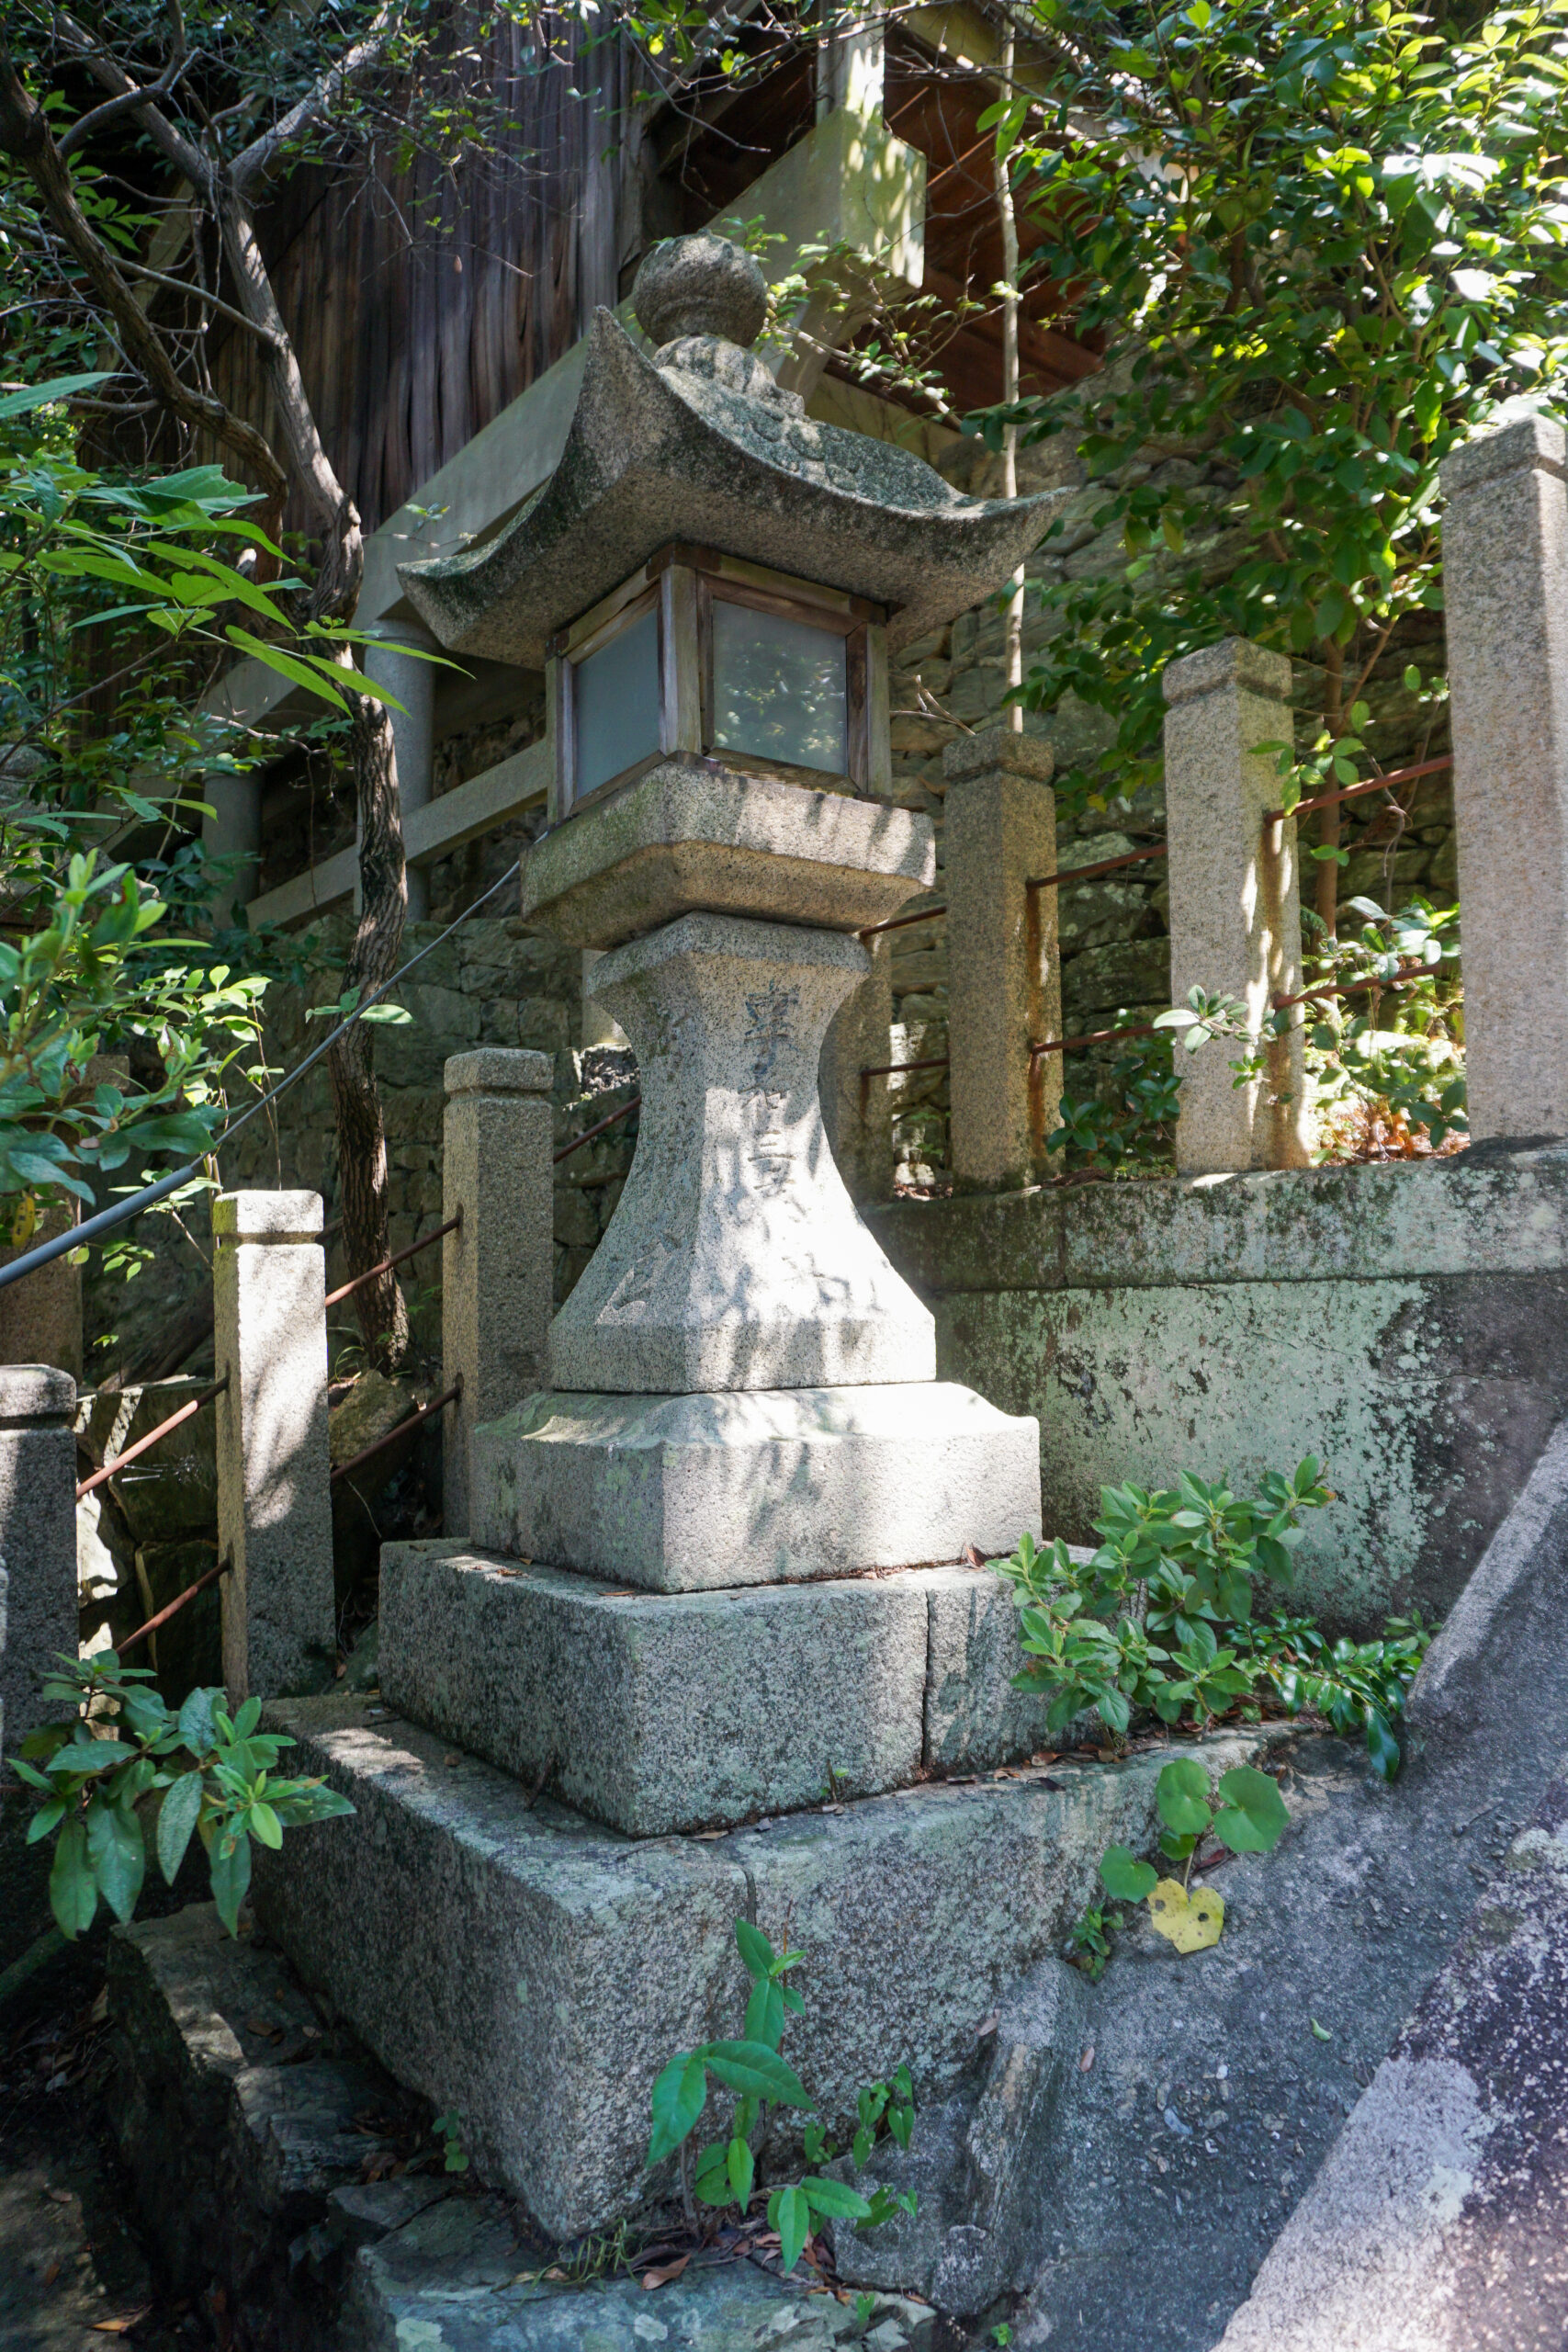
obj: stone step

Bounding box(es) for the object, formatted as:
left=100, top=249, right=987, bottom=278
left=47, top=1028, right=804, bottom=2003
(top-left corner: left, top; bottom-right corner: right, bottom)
left=252, top=1693, right=1259, bottom=2243
left=378, top=1543, right=1078, bottom=1836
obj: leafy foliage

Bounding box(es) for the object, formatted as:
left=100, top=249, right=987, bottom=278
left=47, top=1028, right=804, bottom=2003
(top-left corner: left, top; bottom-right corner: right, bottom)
left=1045, top=1024, right=1182, bottom=1173
left=14, top=1648, right=354, bottom=1938
left=994, top=1461, right=1429, bottom=1780
left=647, top=1921, right=915, bottom=2274
left=974, top=0, right=1568, bottom=818
left=1156, top=892, right=1465, bottom=1155
left=996, top=1462, right=1333, bottom=1737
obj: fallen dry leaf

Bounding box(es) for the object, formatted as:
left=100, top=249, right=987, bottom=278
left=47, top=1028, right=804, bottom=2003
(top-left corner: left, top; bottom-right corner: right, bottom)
left=92, top=2312, right=151, bottom=2335
left=43, top=2263, right=61, bottom=2287
left=1146, top=1878, right=1224, bottom=1954
left=641, top=2255, right=692, bottom=2290
left=975, top=2011, right=999, bottom=2039
left=46, top=2188, right=73, bottom=2206
left=1079, top=2046, right=1095, bottom=2072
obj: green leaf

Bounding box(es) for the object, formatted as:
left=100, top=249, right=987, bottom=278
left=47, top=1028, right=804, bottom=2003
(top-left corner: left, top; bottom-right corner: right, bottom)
left=85, top=1793, right=145, bottom=1924
left=744, top=1975, right=784, bottom=2051
left=1212, top=1766, right=1291, bottom=1854
left=802, top=2175, right=874, bottom=2222
left=728, top=2135, right=755, bottom=2207
left=248, top=1800, right=284, bottom=1850
left=26, top=1797, right=66, bottom=1844
left=704, top=2041, right=813, bottom=2109
left=694, top=2142, right=734, bottom=2205
left=735, top=1917, right=775, bottom=1979
left=1365, top=1709, right=1402, bottom=1781
left=773, top=2181, right=810, bottom=2273
left=649, top=2050, right=708, bottom=2165
left=223, top=628, right=347, bottom=709
left=209, top=1826, right=254, bottom=1935
left=0, top=372, right=114, bottom=418
left=1100, top=1844, right=1158, bottom=1903
left=50, top=1814, right=98, bottom=1938
left=155, top=1770, right=204, bottom=1883
left=1156, top=1757, right=1213, bottom=1838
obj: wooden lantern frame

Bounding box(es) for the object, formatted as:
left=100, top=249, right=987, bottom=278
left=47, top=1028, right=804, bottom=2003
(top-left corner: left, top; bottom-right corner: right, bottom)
left=547, top=541, right=892, bottom=826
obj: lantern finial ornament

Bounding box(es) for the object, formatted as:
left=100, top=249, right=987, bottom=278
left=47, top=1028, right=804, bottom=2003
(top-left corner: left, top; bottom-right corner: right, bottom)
left=632, top=233, right=768, bottom=353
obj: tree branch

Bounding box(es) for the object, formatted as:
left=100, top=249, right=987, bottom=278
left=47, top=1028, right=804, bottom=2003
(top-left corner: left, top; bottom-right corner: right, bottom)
left=0, top=52, right=288, bottom=503
left=117, top=255, right=284, bottom=345
left=230, top=0, right=401, bottom=193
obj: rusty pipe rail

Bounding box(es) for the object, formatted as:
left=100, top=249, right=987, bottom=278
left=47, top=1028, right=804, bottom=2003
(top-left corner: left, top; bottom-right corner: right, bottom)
left=857, top=903, right=948, bottom=940
left=119, top=1553, right=231, bottom=1654
left=77, top=1374, right=228, bottom=1502
left=1263, top=752, right=1452, bottom=828
left=1028, top=842, right=1168, bottom=893
left=324, top=1212, right=461, bottom=1311
left=554, top=1095, right=640, bottom=1166
left=331, top=1379, right=462, bottom=1489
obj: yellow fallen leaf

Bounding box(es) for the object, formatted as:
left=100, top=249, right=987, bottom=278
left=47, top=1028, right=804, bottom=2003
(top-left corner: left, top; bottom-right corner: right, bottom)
left=1146, top=1877, right=1224, bottom=1953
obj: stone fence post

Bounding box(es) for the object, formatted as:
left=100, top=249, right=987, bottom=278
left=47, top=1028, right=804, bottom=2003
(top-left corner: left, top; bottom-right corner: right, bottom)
left=1164, top=639, right=1311, bottom=1174
left=942, top=728, right=1062, bottom=1190
left=443, top=1050, right=554, bottom=1537
left=1440, top=411, right=1568, bottom=1143
left=819, top=933, right=894, bottom=1204
left=213, top=1192, right=334, bottom=1701
left=0, top=1365, right=76, bottom=1757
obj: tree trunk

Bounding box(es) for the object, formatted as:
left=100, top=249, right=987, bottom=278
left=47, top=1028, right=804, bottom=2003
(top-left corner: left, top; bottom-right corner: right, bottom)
left=1315, top=640, right=1346, bottom=939
left=329, top=685, right=409, bottom=1369
left=994, top=27, right=1024, bottom=732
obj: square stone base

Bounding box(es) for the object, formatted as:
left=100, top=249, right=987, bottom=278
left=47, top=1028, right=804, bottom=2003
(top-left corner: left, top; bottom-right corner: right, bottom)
left=468, top=1382, right=1042, bottom=1590
left=254, top=1697, right=1255, bottom=2239
left=378, top=1544, right=1074, bottom=1836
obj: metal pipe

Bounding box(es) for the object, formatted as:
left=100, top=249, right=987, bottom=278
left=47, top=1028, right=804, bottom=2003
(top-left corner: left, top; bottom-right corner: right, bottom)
left=118, top=1553, right=231, bottom=1655
left=76, top=1374, right=229, bottom=1502
left=324, top=1212, right=460, bottom=1311
left=1027, top=842, right=1168, bottom=893
left=331, top=1379, right=462, bottom=1489
left=857, top=902, right=948, bottom=940
left=1263, top=752, right=1452, bottom=828
left=553, top=1095, right=640, bottom=1166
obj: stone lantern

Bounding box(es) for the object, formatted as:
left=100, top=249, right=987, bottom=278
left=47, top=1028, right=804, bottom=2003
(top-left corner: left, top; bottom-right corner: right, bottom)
left=254, top=238, right=1071, bottom=2241
left=402, top=232, right=1054, bottom=1586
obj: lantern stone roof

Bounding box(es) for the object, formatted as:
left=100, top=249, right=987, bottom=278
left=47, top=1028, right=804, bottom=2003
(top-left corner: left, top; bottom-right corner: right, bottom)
left=399, top=235, right=1062, bottom=665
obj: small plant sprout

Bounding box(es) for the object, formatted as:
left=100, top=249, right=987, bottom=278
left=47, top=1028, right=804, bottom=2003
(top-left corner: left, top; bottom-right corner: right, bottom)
left=647, top=1922, right=917, bottom=2273
left=1100, top=1758, right=1291, bottom=1954
left=433, top=2110, right=470, bottom=2174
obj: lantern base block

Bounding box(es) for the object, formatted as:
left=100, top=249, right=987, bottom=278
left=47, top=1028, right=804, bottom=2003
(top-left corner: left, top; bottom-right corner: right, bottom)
left=377, top=1544, right=1065, bottom=1839
left=466, top=1381, right=1042, bottom=1592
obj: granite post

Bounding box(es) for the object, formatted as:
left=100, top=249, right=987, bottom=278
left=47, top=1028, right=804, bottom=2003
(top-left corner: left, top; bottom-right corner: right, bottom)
left=1164, top=638, right=1311, bottom=1174
left=942, top=729, right=1061, bottom=1191
left=0, top=1364, right=77, bottom=1756
left=1439, top=410, right=1568, bottom=1142
left=213, top=1192, right=334, bottom=1700
left=362, top=624, right=438, bottom=922
left=819, top=931, right=894, bottom=1204
left=442, top=1050, right=554, bottom=1538
left=0, top=1204, right=82, bottom=1382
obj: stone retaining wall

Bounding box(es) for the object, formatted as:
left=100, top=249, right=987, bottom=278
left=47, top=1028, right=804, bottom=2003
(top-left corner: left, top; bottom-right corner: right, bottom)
left=872, top=1143, right=1568, bottom=1631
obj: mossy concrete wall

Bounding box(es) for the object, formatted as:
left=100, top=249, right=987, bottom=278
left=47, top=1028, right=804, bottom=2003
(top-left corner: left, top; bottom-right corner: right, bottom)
left=873, top=1144, right=1568, bottom=1630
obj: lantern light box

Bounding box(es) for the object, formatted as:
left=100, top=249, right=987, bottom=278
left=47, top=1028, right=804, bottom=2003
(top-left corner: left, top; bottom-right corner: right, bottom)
left=547, top=541, right=891, bottom=824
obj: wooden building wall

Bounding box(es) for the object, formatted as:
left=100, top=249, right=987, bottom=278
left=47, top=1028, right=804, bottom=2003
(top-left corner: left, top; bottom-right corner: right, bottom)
left=211, top=14, right=664, bottom=542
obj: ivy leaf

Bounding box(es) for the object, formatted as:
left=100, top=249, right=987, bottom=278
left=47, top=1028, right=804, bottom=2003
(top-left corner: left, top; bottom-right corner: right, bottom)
left=1100, top=1844, right=1158, bottom=1903
left=1212, top=1766, right=1291, bottom=1854
left=1156, top=1756, right=1213, bottom=1838
left=728, top=2135, right=755, bottom=2208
